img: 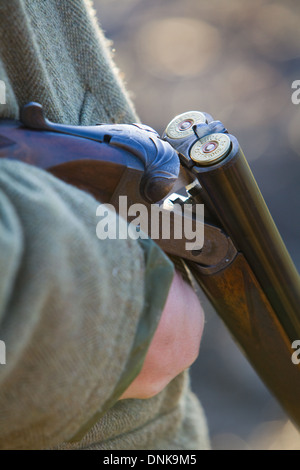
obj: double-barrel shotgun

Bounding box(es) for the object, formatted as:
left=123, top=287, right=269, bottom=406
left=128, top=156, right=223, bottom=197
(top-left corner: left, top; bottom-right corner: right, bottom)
left=1, top=102, right=300, bottom=428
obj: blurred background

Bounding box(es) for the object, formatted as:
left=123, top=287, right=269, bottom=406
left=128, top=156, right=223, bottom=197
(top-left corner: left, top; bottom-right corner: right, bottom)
left=94, top=0, right=300, bottom=449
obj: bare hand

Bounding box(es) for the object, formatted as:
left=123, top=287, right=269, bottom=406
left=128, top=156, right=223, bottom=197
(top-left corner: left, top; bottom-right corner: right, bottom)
left=120, top=270, right=204, bottom=400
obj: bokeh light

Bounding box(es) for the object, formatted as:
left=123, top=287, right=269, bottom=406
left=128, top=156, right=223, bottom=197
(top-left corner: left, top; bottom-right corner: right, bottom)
left=135, top=18, right=221, bottom=79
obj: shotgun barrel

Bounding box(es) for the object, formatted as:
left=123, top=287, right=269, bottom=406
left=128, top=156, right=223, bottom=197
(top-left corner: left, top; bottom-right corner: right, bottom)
left=163, top=111, right=300, bottom=428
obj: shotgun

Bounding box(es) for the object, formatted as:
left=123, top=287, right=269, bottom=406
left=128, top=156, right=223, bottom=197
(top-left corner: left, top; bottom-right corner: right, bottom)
left=1, top=102, right=300, bottom=428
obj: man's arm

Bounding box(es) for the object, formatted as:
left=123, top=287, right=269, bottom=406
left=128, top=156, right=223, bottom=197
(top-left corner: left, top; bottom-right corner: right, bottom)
left=0, top=159, right=203, bottom=449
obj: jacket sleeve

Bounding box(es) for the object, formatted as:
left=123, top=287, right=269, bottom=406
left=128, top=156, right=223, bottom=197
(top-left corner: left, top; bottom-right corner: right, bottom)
left=0, top=158, right=174, bottom=449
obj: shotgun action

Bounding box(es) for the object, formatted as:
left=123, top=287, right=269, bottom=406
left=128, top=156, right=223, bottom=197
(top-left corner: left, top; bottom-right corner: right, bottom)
left=1, top=102, right=300, bottom=428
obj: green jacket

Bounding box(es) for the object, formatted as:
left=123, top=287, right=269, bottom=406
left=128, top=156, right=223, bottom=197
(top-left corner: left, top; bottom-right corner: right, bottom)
left=0, top=0, right=209, bottom=450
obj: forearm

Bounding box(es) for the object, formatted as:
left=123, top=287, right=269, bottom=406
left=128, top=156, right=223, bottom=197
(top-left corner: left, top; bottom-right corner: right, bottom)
left=0, top=159, right=174, bottom=449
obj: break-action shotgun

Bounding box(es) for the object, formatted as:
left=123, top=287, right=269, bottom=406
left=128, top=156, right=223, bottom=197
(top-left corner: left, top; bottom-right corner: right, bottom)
left=1, top=102, right=300, bottom=429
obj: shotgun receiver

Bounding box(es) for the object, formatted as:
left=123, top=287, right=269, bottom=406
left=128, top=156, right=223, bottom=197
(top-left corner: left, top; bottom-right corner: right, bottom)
left=1, top=102, right=300, bottom=428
